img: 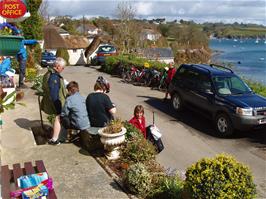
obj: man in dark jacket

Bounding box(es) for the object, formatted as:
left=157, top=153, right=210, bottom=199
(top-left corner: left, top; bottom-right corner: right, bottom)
left=41, top=57, right=67, bottom=145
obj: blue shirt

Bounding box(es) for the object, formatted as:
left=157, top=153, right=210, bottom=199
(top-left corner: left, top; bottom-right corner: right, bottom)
left=0, top=57, right=11, bottom=75
left=61, top=92, right=90, bottom=130
left=17, top=39, right=38, bottom=61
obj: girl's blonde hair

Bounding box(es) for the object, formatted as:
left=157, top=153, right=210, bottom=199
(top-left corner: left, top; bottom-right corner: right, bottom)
left=134, top=105, right=144, bottom=116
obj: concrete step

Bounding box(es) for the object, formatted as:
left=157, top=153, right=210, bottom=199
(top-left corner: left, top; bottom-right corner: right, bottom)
left=1, top=88, right=40, bottom=150
left=1, top=144, right=129, bottom=199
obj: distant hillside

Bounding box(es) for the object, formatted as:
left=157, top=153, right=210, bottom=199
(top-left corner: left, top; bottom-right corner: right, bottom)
left=201, top=22, right=266, bottom=38
left=47, top=17, right=265, bottom=64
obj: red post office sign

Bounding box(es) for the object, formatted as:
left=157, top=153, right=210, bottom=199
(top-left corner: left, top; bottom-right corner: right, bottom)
left=0, top=0, right=27, bottom=19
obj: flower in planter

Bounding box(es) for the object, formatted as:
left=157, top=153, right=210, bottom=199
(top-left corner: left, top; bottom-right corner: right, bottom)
left=103, top=118, right=124, bottom=134
left=0, top=23, right=20, bottom=36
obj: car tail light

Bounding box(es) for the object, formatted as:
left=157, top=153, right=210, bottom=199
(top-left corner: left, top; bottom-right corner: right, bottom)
left=97, top=53, right=105, bottom=57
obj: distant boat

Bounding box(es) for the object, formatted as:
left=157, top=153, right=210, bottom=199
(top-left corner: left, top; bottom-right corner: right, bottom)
left=264, top=40, right=266, bottom=44
left=233, top=39, right=238, bottom=42
left=255, top=37, right=259, bottom=44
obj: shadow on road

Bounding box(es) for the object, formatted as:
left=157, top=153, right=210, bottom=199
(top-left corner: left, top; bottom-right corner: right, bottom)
left=138, top=95, right=216, bottom=137
left=138, top=95, right=266, bottom=147
left=14, top=118, right=43, bottom=131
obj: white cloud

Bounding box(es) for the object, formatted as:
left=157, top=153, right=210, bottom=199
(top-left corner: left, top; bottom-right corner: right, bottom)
left=44, top=0, right=266, bottom=25
left=135, top=2, right=154, bottom=15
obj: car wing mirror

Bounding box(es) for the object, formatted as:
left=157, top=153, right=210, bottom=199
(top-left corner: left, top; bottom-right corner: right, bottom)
left=205, top=89, right=214, bottom=95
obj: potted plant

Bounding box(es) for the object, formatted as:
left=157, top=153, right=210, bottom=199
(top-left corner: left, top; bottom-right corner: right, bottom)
left=98, top=118, right=127, bottom=160
left=0, top=85, right=16, bottom=128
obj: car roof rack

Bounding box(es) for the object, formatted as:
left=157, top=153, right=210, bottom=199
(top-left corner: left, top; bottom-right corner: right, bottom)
left=210, top=63, right=234, bottom=73
left=191, top=64, right=211, bottom=74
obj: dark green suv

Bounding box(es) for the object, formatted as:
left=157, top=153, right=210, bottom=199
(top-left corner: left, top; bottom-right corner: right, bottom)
left=168, top=64, right=266, bottom=137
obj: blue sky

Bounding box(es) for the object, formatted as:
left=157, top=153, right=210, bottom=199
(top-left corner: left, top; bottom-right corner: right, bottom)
left=44, top=0, right=266, bottom=25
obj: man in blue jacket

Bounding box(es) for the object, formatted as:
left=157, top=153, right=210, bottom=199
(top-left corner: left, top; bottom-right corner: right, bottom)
left=41, top=57, right=67, bottom=145
left=16, top=33, right=38, bottom=88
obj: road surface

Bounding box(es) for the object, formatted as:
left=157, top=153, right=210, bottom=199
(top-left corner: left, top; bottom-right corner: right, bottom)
left=62, top=66, right=266, bottom=198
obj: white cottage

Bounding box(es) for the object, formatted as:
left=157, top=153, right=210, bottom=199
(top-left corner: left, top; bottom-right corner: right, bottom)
left=141, top=48, right=174, bottom=64
left=141, top=29, right=161, bottom=41
left=63, top=35, right=89, bottom=65
left=76, top=24, right=100, bottom=35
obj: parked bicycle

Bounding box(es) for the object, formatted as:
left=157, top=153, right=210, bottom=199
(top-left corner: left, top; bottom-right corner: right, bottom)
left=122, top=65, right=140, bottom=83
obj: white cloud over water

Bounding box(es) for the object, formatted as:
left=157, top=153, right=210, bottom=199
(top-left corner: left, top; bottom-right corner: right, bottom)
left=44, top=0, right=266, bottom=25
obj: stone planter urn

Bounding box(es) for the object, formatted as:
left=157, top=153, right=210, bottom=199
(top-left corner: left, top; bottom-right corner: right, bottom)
left=98, top=126, right=127, bottom=160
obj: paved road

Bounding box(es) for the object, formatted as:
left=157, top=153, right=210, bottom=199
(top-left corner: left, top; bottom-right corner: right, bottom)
left=62, top=66, right=266, bottom=198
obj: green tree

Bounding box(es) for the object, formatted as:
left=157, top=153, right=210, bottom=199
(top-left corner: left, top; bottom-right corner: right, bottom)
left=115, top=1, right=137, bottom=53
left=20, top=0, right=44, bottom=40
left=52, top=16, right=78, bottom=35
left=94, top=17, right=117, bottom=38
left=158, top=24, right=170, bottom=37
left=19, top=0, right=44, bottom=70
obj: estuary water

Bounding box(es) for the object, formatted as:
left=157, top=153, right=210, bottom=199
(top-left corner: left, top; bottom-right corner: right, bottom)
left=209, top=38, right=266, bottom=85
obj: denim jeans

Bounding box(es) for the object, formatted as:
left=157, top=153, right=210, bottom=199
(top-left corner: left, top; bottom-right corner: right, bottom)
left=19, top=59, right=26, bottom=86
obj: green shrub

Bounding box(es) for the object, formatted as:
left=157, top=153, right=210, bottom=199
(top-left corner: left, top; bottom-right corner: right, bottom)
left=148, top=174, right=184, bottom=199
left=123, top=163, right=152, bottom=197
left=105, top=56, right=119, bottom=68
left=31, top=74, right=44, bottom=96
left=185, top=153, right=256, bottom=199
left=124, top=121, right=143, bottom=141
left=56, top=48, right=69, bottom=65
left=103, top=54, right=169, bottom=74
left=121, top=128, right=156, bottom=163
left=26, top=49, right=36, bottom=68
left=10, top=57, right=19, bottom=72
left=245, top=79, right=266, bottom=97
left=33, top=43, right=42, bottom=65
left=26, top=67, right=38, bottom=82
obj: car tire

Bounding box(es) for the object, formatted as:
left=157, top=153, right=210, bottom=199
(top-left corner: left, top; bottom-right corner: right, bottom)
left=172, top=93, right=183, bottom=111
left=215, top=113, right=234, bottom=137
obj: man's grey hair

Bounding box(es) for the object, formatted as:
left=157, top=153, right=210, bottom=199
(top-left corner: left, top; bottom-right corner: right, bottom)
left=54, top=57, right=66, bottom=67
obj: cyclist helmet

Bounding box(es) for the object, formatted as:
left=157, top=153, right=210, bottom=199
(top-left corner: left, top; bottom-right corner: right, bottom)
left=96, top=76, right=110, bottom=93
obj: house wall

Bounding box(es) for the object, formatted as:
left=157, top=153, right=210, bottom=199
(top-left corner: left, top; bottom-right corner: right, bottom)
left=87, top=38, right=94, bottom=44
left=86, top=48, right=98, bottom=64
left=60, top=33, right=70, bottom=38
left=68, top=48, right=86, bottom=65
left=148, top=57, right=174, bottom=64
left=157, top=58, right=174, bottom=64
left=88, top=29, right=98, bottom=35
left=38, top=40, right=44, bottom=50
left=147, top=33, right=161, bottom=41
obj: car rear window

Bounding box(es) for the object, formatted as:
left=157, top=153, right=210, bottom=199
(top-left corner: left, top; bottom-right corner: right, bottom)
left=42, top=52, right=55, bottom=57
left=98, top=46, right=115, bottom=53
